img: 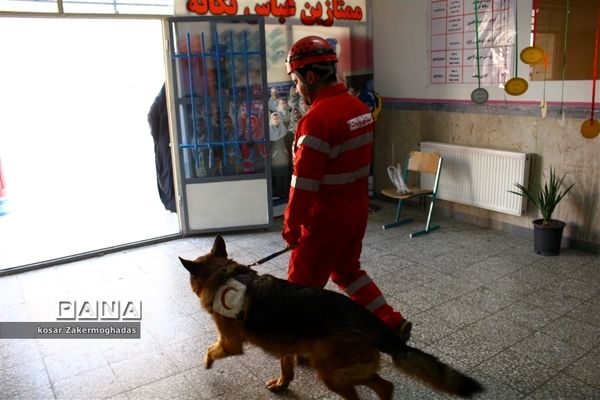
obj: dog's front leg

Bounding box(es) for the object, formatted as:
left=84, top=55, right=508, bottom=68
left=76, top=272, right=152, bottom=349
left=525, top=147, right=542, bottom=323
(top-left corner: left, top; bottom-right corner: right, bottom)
left=205, top=318, right=244, bottom=368
left=205, top=337, right=243, bottom=369
left=265, top=354, right=295, bottom=392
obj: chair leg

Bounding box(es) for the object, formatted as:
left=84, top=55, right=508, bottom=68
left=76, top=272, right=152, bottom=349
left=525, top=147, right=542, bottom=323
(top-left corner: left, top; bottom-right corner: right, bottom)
left=383, top=199, right=413, bottom=230
left=410, top=197, right=440, bottom=237
left=410, top=225, right=439, bottom=237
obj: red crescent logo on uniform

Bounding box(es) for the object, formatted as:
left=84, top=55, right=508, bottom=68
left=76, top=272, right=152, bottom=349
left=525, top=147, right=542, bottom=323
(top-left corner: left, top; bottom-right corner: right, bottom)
left=220, top=287, right=238, bottom=311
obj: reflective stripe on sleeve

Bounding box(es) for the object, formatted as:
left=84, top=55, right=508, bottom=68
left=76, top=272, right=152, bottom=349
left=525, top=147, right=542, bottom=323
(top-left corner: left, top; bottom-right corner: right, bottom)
left=322, top=165, right=370, bottom=185
left=329, top=131, right=373, bottom=158
left=297, top=135, right=330, bottom=155
left=290, top=174, right=321, bottom=191
left=300, top=132, right=373, bottom=159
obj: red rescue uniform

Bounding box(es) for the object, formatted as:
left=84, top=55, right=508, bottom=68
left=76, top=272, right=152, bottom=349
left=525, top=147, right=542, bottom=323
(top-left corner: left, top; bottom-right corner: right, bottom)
left=283, top=83, right=404, bottom=329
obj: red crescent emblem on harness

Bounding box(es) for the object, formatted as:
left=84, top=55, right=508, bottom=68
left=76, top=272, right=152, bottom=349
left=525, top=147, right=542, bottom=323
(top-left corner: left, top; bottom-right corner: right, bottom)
left=220, top=287, right=238, bottom=311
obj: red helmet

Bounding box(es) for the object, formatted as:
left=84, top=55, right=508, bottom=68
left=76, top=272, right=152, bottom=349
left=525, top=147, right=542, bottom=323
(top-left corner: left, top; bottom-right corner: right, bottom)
left=285, top=36, right=338, bottom=74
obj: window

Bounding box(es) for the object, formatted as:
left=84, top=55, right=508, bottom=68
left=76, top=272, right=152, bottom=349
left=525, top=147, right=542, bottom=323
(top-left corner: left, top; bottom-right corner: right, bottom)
left=0, top=0, right=172, bottom=15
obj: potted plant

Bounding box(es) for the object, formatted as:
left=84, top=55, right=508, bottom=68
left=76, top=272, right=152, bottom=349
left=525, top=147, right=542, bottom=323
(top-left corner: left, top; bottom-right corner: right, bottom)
left=510, top=167, right=574, bottom=256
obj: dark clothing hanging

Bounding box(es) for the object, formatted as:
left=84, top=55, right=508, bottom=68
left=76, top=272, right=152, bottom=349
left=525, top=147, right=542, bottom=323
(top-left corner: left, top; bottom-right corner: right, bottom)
left=148, top=84, right=176, bottom=213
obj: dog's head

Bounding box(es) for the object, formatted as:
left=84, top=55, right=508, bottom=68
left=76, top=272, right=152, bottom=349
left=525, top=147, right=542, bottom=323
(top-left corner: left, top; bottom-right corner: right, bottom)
left=179, top=234, right=230, bottom=297
left=180, top=234, right=255, bottom=308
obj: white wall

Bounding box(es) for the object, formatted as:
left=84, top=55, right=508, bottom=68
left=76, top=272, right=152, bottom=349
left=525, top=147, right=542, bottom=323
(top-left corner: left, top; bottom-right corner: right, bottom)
left=372, top=0, right=593, bottom=104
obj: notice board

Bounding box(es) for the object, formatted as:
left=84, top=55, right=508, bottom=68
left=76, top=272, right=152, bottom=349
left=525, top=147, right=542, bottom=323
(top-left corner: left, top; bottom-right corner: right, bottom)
left=430, top=0, right=516, bottom=85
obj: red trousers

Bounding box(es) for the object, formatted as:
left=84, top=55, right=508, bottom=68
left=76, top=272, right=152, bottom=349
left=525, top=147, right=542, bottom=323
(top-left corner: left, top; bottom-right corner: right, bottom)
left=287, top=199, right=404, bottom=329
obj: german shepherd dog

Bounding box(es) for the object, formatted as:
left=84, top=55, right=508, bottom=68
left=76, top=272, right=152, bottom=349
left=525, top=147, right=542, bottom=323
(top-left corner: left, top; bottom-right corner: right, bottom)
left=180, top=235, right=483, bottom=400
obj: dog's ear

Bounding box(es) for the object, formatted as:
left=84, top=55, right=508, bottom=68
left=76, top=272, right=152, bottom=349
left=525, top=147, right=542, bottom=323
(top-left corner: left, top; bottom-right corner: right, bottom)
left=211, top=235, right=228, bottom=258
left=179, top=257, right=197, bottom=275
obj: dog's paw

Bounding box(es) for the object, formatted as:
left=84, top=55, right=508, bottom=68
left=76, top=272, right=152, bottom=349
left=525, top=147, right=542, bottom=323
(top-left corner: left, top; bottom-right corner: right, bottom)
left=204, top=354, right=214, bottom=369
left=265, top=378, right=289, bottom=393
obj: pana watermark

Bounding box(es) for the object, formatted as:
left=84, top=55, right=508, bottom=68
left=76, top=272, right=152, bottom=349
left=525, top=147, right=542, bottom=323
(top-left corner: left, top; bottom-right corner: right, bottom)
left=57, top=300, right=142, bottom=321
left=0, top=299, right=143, bottom=339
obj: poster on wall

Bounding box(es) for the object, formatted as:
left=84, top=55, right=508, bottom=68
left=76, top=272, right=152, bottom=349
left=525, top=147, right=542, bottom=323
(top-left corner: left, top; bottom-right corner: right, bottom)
left=172, top=0, right=374, bottom=201
left=429, top=0, right=515, bottom=85
left=173, top=1, right=372, bottom=86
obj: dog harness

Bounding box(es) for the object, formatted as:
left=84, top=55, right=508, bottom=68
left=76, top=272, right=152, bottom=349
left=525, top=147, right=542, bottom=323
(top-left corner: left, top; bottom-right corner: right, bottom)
left=212, top=274, right=252, bottom=320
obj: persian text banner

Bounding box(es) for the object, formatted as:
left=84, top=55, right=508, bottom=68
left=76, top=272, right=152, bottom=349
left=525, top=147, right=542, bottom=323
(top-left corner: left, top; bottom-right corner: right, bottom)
left=175, top=0, right=366, bottom=25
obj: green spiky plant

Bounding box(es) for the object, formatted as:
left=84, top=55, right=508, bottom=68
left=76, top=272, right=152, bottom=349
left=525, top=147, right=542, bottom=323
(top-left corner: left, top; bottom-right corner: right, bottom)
left=509, top=167, right=574, bottom=225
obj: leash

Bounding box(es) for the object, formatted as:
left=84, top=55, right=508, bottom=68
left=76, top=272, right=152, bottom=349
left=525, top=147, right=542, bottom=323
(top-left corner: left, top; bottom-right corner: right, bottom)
left=249, top=247, right=290, bottom=266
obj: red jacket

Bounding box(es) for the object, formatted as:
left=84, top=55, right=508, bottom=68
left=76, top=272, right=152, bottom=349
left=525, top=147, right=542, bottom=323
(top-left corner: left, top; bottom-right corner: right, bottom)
left=283, top=83, right=374, bottom=246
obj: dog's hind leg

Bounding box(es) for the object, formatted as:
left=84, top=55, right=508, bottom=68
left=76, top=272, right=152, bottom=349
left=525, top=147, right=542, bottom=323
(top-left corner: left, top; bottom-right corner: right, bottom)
left=361, top=374, right=393, bottom=400
left=315, top=344, right=385, bottom=400
left=314, top=365, right=361, bottom=400
left=265, top=354, right=295, bottom=393
left=320, top=378, right=360, bottom=400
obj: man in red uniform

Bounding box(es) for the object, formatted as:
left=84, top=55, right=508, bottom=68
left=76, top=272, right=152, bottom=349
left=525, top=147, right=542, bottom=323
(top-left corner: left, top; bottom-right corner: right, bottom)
left=282, top=36, right=412, bottom=341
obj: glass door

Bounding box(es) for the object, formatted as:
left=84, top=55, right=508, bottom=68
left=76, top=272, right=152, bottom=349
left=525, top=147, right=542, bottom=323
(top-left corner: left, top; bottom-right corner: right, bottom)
left=165, top=16, right=272, bottom=234
left=0, top=17, right=179, bottom=272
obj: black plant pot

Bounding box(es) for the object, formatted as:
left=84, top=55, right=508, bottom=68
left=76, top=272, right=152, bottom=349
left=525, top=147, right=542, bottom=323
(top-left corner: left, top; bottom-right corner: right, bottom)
left=533, top=219, right=566, bottom=256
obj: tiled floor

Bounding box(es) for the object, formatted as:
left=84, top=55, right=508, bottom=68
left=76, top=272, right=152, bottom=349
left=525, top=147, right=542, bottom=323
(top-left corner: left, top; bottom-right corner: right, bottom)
left=1, top=200, right=599, bottom=399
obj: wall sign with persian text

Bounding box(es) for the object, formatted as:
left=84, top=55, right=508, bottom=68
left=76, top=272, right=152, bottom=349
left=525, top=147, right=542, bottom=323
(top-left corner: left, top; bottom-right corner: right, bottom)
left=429, top=0, right=515, bottom=85
left=175, top=0, right=366, bottom=26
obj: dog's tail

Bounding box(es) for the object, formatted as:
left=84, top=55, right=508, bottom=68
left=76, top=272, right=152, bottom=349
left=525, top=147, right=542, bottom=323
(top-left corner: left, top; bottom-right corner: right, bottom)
left=391, top=346, right=483, bottom=398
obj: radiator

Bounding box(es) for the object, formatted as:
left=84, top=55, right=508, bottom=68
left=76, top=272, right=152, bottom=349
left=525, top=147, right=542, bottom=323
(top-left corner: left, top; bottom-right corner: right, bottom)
left=419, top=142, right=531, bottom=216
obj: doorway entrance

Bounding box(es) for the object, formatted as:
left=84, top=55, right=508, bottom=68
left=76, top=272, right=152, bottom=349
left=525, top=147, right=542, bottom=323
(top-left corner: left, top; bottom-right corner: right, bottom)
left=0, top=17, right=180, bottom=272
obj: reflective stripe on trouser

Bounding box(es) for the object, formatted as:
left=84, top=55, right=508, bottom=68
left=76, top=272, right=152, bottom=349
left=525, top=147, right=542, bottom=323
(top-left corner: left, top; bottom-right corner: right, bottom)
left=335, top=271, right=404, bottom=330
